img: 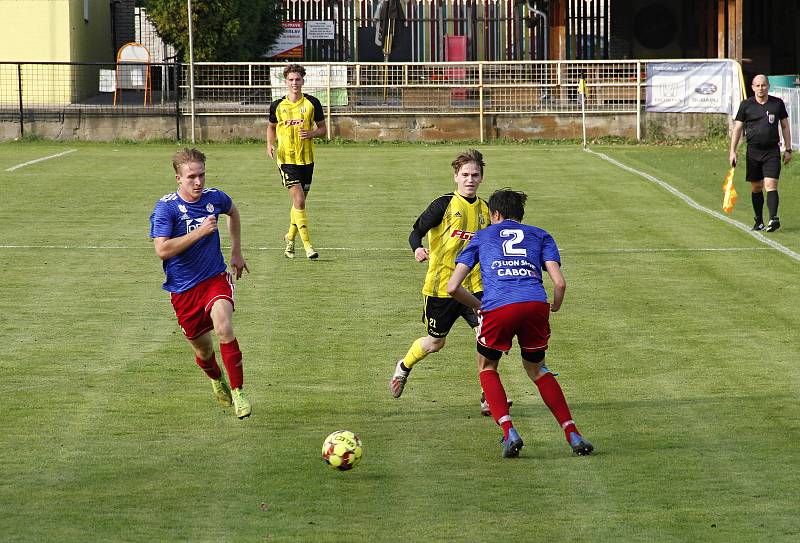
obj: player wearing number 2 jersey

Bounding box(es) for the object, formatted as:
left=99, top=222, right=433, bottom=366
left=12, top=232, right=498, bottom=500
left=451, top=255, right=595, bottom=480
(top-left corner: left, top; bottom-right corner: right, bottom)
left=448, top=188, right=593, bottom=458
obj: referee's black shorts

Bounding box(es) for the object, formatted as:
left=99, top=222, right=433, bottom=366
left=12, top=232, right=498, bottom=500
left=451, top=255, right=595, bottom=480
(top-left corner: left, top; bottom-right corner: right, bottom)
left=746, top=146, right=781, bottom=181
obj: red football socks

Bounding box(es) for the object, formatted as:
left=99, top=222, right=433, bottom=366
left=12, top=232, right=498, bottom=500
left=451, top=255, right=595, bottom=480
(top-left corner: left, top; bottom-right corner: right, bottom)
left=534, top=372, right=579, bottom=440
left=220, top=339, right=244, bottom=390
left=194, top=354, right=222, bottom=380
left=479, top=369, right=513, bottom=438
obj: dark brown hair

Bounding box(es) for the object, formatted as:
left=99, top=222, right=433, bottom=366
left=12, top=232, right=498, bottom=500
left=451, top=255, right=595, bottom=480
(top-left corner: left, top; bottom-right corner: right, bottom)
left=451, top=149, right=485, bottom=176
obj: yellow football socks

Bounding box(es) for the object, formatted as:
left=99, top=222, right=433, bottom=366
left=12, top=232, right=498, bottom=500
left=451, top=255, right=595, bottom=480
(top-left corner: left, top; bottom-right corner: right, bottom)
left=402, top=338, right=428, bottom=369
left=293, top=206, right=313, bottom=249
left=287, top=206, right=298, bottom=241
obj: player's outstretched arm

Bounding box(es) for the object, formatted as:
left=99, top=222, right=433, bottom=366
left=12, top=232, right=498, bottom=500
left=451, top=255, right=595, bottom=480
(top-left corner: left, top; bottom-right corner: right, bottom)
left=153, top=215, right=218, bottom=260
left=226, top=203, right=249, bottom=279
left=544, top=261, right=566, bottom=312
left=446, top=263, right=481, bottom=312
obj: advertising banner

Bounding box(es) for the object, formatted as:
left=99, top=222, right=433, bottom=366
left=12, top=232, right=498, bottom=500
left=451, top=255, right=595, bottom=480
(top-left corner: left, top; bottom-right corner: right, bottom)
left=270, top=66, right=348, bottom=107
left=265, top=21, right=304, bottom=59
left=646, top=61, right=741, bottom=114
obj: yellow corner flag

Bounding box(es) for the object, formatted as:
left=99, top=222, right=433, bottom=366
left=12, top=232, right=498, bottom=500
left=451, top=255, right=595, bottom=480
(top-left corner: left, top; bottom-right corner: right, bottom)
left=577, top=78, right=589, bottom=104
left=722, top=167, right=738, bottom=214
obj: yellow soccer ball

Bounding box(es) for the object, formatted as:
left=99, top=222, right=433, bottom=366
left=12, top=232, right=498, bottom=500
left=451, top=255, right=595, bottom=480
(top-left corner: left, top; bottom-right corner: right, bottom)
left=321, top=430, right=363, bottom=471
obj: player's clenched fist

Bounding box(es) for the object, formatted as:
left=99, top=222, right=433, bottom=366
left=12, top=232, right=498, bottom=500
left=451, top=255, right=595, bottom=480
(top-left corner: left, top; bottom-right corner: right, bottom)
left=198, top=215, right=218, bottom=236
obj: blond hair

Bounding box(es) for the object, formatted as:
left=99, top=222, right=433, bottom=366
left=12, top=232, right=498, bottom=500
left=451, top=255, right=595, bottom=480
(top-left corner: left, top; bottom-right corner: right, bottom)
left=172, top=147, right=206, bottom=173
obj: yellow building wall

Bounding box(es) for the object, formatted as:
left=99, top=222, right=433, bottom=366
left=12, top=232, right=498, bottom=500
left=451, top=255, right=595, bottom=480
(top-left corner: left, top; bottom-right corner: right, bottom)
left=68, top=0, right=114, bottom=63
left=0, top=0, right=113, bottom=105
left=0, top=0, right=71, bottom=62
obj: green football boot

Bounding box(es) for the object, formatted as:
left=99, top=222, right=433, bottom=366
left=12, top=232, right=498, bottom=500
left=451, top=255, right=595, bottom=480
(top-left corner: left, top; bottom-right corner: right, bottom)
left=211, top=378, right=232, bottom=407
left=231, top=387, right=252, bottom=419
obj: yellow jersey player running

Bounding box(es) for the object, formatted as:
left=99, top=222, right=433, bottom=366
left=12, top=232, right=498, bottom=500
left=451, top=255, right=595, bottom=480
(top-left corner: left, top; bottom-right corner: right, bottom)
left=390, top=149, right=509, bottom=415
left=267, top=64, right=327, bottom=260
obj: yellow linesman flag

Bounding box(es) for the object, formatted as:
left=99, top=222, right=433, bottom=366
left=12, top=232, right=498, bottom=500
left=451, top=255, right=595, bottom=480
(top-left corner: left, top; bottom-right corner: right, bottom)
left=722, top=167, right=738, bottom=214
left=577, top=78, right=589, bottom=103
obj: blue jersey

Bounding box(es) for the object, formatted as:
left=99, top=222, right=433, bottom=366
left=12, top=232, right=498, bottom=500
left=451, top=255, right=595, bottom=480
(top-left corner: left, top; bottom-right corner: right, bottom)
left=455, top=219, right=560, bottom=311
left=150, top=188, right=232, bottom=293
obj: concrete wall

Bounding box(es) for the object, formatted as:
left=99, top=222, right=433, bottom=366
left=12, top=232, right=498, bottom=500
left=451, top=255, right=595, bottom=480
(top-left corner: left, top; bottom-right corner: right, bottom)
left=0, top=111, right=726, bottom=142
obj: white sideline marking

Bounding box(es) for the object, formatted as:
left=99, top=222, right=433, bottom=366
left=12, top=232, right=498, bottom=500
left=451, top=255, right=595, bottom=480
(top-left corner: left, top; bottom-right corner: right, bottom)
left=586, top=148, right=800, bottom=262
left=5, top=149, right=78, bottom=172
left=0, top=244, right=771, bottom=254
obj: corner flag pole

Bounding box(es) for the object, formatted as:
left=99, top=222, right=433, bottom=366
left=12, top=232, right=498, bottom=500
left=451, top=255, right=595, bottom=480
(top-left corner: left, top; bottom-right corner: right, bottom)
left=187, top=0, right=196, bottom=143
left=578, top=78, right=588, bottom=149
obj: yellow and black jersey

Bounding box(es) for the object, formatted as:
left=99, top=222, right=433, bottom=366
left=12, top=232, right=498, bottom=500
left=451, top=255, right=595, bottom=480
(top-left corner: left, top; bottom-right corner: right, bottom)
left=268, top=93, right=325, bottom=166
left=409, top=192, right=490, bottom=297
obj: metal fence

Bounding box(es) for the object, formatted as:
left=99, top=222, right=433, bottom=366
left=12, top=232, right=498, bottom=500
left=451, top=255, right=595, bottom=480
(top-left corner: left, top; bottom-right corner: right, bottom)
left=185, top=60, right=642, bottom=116
left=2, top=59, right=741, bottom=141
left=770, top=86, right=800, bottom=151
left=0, top=61, right=180, bottom=138
left=281, top=0, right=609, bottom=62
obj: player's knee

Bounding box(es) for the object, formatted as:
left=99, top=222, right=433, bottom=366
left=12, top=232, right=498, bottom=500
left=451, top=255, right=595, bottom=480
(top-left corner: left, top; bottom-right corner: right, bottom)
left=521, top=350, right=545, bottom=364
left=195, top=345, right=214, bottom=360
left=210, top=303, right=235, bottom=341
left=425, top=336, right=446, bottom=353
left=477, top=342, right=502, bottom=361
left=189, top=335, right=214, bottom=360
left=215, top=323, right=235, bottom=343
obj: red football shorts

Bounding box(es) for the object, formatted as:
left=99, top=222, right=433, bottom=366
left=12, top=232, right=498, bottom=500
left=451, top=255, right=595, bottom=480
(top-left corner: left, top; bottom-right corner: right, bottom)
left=170, top=272, right=235, bottom=340
left=477, top=301, right=551, bottom=353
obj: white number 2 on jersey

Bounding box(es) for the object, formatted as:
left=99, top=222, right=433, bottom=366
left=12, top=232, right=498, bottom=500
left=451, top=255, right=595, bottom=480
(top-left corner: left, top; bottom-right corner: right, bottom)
left=500, top=229, right=526, bottom=256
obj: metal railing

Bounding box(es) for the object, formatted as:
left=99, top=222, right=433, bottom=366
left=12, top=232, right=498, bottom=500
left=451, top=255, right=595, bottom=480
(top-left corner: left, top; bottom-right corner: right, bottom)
left=182, top=60, right=644, bottom=140
left=277, top=0, right=610, bottom=62
left=1, top=59, right=741, bottom=141
left=769, top=86, right=800, bottom=151
left=186, top=60, right=643, bottom=115
left=0, top=61, right=181, bottom=138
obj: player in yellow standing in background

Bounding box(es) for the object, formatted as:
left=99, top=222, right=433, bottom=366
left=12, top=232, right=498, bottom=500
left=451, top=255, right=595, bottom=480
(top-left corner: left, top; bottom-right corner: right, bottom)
left=390, top=150, right=509, bottom=415
left=267, top=64, right=327, bottom=259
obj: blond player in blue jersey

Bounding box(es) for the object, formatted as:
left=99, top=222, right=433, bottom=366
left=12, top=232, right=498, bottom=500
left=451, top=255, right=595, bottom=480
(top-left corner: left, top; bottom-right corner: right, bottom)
left=150, top=148, right=251, bottom=419
left=267, top=64, right=327, bottom=259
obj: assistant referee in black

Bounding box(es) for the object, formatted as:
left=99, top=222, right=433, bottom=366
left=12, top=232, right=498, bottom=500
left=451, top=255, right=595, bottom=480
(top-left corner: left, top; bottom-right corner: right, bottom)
left=729, top=74, right=792, bottom=232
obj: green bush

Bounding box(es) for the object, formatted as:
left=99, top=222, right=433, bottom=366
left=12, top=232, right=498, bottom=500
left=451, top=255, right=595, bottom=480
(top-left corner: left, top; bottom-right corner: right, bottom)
left=145, top=0, right=283, bottom=61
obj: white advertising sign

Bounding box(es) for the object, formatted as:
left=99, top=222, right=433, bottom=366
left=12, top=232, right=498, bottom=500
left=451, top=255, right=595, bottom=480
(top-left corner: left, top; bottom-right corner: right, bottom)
left=646, top=61, right=741, bottom=114
left=306, top=21, right=335, bottom=40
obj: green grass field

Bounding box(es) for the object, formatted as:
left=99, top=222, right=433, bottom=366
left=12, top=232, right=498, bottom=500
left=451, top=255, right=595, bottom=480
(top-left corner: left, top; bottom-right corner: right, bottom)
left=1, top=140, right=798, bottom=542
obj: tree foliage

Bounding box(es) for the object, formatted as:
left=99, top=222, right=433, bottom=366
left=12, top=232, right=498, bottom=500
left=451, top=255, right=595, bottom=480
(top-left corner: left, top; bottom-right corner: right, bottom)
left=144, top=0, right=283, bottom=61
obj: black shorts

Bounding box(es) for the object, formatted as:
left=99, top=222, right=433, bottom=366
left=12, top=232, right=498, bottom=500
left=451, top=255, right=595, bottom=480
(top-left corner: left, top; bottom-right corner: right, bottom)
left=746, top=147, right=781, bottom=181
left=422, top=293, right=482, bottom=338
left=279, top=163, right=314, bottom=192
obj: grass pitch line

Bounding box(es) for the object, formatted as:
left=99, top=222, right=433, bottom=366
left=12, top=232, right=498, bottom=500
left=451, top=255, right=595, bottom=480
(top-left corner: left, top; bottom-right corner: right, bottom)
left=5, top=149, right=78, bottom=172
left=586, top=148, right=800, bottom=262
left=0, top=244, right=771, bottom=254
